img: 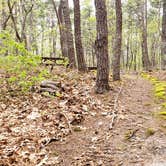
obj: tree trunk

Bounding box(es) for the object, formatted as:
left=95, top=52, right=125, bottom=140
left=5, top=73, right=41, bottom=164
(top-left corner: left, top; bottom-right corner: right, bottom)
left=7, top=0, right=22, bottom=42
left=151, top=37, right=156, bottom=69
left=112, top=0, right=122, bottom=81
left=126, top=36, right=130, bottom=70
left=73, top=0, right=86, bottom=72
left=95, top=0, right=110, bottom=94
left=51, top=0, right=68, bottom=57
left=1, top=0, right=14, bottom=31
left=58, top=1, right=68, bottom=57
left=61, top=0, right=76, bottom=68
left=161, top=0, right=166, bottom=70
left=141, top=0, right=150, bottom=71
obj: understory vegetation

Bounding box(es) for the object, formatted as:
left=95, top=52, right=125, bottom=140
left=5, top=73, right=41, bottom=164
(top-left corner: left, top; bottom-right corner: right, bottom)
left=141, top=72, right=166, bottom=119
left=0, top=32, right=52, bottom=95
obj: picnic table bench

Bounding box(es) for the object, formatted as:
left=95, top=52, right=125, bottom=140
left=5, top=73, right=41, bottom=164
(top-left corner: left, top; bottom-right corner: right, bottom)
left=41, top=57, right=97, bottom=71
left=87, top=67, right=97, bottom=71
left=41, top=57, right=66, bottom=66
left=41, top=57, right=65, bottom=64
left=41, top=57, right=66, bottom=71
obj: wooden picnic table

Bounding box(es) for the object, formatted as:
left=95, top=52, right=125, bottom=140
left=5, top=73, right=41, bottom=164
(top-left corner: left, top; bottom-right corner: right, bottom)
left=41, top=57, right=65, bottom=63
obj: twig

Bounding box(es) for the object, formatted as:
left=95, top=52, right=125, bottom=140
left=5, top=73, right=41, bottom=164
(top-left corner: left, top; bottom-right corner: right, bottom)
left=109, top=83, right=123, bottom=130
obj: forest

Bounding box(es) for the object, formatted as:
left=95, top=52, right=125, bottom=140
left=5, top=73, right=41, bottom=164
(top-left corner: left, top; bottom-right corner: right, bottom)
left=0, top=0, right=166, bottom=165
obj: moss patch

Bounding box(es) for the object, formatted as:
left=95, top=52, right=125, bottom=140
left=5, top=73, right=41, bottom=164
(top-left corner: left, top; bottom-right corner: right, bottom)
left=141, top=72, right=166, bottom=120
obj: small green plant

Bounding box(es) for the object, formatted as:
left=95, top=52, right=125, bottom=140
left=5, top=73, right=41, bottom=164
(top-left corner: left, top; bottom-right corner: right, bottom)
left=0, top=31, right=29, bottom=56
left=156, top=110, right=166, bottom=120
left=162, top=103, right=166, bottom=109
left=8, top=76, right=17, bottom=83
left=146, top=128, right=155, bottom=137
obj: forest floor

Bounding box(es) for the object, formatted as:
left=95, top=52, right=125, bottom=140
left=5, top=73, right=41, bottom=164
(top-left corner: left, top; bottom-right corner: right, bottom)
left=0, top=66, right=166, bottom=166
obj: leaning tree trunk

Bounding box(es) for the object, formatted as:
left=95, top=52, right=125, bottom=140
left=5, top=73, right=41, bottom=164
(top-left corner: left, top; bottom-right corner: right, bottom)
left=73, top=0, right=86, bottom=72
left=112, top=0, right=122, bottom=81
left=61, top=0, right=76, bottom=68
left=161, top=0, right=166, bottom=70
left=95, top=0, right=110, bottom=94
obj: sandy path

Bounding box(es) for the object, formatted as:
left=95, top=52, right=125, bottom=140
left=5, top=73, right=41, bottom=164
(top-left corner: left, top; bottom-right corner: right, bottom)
left=49, top=75, right=166, bottom=166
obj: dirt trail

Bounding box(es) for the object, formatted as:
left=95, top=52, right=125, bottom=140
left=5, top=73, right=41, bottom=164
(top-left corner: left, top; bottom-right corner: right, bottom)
left=50, top=75, right=166, bottom=166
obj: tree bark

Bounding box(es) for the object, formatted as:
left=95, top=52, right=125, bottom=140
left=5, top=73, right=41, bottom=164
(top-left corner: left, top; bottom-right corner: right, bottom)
left=61, top=0, right=76, bottom=68
left=95, top=0, right=110, bottom=94
left=58, top=1, right=68, bottom=57
left=112, top=0, right=122, bottom=81
left=161, top=0, right=166, bottom=70
left=126, top=35, right=130, bottom=70
left=51, top=0, right=68, bottom=57
left=141, top=0, right=150, bottom=71
left=73, top=0, right=86, bottom=72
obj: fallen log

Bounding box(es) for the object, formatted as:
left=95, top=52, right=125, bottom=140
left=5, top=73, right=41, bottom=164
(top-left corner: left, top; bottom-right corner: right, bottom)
left=41, top=80, right=61, bottom=88
left=40, top=80, right=62, bottom=95
left=39, top=87, right=56, bottom=94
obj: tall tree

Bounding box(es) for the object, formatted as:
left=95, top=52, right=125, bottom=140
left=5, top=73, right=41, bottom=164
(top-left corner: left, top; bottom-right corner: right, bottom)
left=58, top=1, right=68, bottom=57
left=61, top=0, right=76, bottom=68
left=161, top=0, right=166, bottom=70
left=141, top=0, right=151, bottom=71
left=51, top=0, right=68, bottom=57
left=112, top=0, right=122, bottom=81
left=95, top=0, right=110, bottom=94
left=73, top=0, right=86, bottom=72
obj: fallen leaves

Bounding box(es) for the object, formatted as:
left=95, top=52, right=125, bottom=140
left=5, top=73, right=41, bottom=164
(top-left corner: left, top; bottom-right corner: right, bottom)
left=0, top=67, right=117, bottom=165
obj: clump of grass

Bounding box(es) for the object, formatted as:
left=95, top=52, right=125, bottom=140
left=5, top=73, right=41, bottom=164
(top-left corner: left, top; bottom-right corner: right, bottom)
left=157, top=111, right=166, bottom=120
left=154, top=82, right=166, bottom=100
left=162, top=103, right=166, bottom=109
left=146, top=128, right=155, bottom=137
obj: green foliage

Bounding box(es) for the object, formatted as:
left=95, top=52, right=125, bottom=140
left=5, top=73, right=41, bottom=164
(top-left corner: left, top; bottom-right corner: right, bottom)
left=141, top=72, right=166, bottom=100
left=56, top=58, right=69, bottom=67
left=154, top=82, right=166, bottom=100
left=158, top=111, right=166, bottom=116
left=141, top=73, right=166, bottom=121
left=157, top=110, right=166, bottom=120
left=162, top=103, right=166, bottom=109
left=0, top=31, right=29, bottom=56
left=0, top=54, right=50, bottom=93
left=0, top=32, right=44, bottom=92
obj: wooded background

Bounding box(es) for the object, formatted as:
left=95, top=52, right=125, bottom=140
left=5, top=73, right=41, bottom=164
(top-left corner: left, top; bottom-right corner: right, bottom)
left=0, top=0, right=166, bottom=71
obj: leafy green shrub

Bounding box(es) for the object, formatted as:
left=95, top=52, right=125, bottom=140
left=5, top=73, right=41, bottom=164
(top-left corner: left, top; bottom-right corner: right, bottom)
left=0, top=31, right=29, bottom=56
left=0, top=32, right=50, bottom=93
left=0, top=55, right=51, bottom=93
